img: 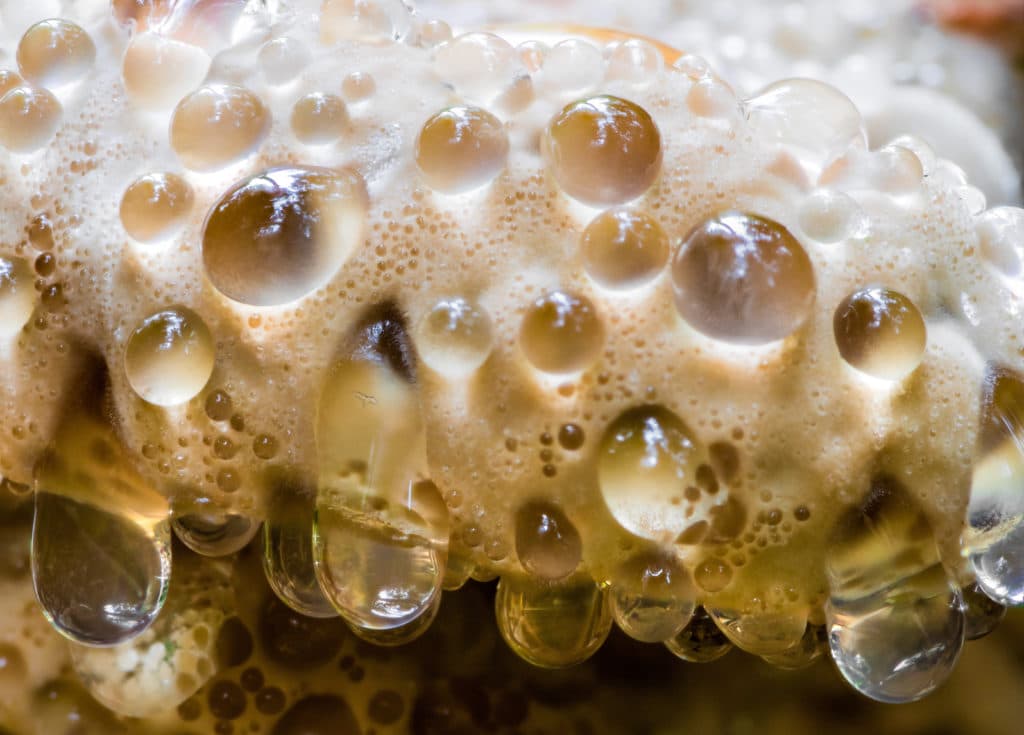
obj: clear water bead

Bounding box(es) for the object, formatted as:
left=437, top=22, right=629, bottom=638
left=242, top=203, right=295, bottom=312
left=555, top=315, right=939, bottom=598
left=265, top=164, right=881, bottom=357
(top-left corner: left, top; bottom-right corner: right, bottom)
left=519, top=291, right=604, bottom=374
left=672, top=212, right=816, bottom=345
left=606, top=40, right=664, bottom=84
left=258, top=37, right=310, bottom=85
left=170, top=84, right=270, bottom=172
left=0, top=256, right=37, bottom=339
left=581, top=208, right=669, bottom=291
left=120, top=172, right=194, bottom=244
left=17, top=20, right=95, bottom=88
left=124, top=306, right=216, bottom=407
left=291, top=93, right=349, bottom=146
left=664, top=607, right=732, bottom=663
left=0, top=86, right=62, bottom=153
left=415, top=106, right=509, bottom=195
left=610, top=551, right=695, bottom=643
left=833, top=287, right=927, bottom=381
left=514, top=501, right=582, bottom=581
left=707, top=605, right=808, bottom=656
left=202, top=167, right=368, bottom=306
left=415, top=297, right=494, bottom=377
left=172, top=512, right=259, bottom=557
left=542, top=40, right=604, bottom=94
left=434, top=33, right=519, bottom=102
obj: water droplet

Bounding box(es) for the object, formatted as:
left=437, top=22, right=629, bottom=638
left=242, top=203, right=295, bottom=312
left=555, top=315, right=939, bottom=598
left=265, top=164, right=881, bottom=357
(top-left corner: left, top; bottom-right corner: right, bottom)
left=542, top=40, right=604, bottom=94
left=204, top=389, right=233, bottom=421
left=125, top=306, right=215, bottom=407
left=833, top=287, right=926, bottom=380
left=962, top=581, right=1006, bottom=640
left=258, top=37, right=309, bottom=85
left=798, top=189, right=866, bottom=243
left=434, top=32, right=518, bottom=102
left=519, top=291, right=604, bottom=374
left=976, top=206, right=1024, bottom=277
left=341, top=71, right=375, bottom=102
left=707, top=605, right=807, bottom=656
left=761, top=623, right=827, bottom=670
left=672, top=211, right=815, bottom=344
left=291, top=93, right=349, bottom=146
left=17, top=20, right=95, bottom=87
left=172, top=511, right=259, bottom=556
left=0, top=86, right=62, bottom=153
left=32, top=412, right=171, bottom=646
left=202, top=166, right=368, bottom=306
left=581, top=208, right=668, bottom=291
left=0, top=256, right=37, bottom=339
left=606, top=39, right=664, bottom=84
left=664, top=606, right=732, bottom=662
left=120, top=172, right=194, bottom=244
left=415, top=106, right=509, bottom=195
left=966, top=366, right=1024, bottom=606
left=826, top=476, right=965, bottom=703
left=0, top=70, right=23, bottom=97
left=320, top=0, right=412, bottom=43
left=694, top=557, right=733, bottom=593
left=557, top=423, right=585, bottom=450
left=514, top=500, right=581, bottom=581
left=544, top=95, right=662, bottom=207
left=416, top=297, right=493, bottom=377
left=123, top=33, right=211, bottom=110
left=597, top=405, right=706, bottom=541
left=170, top=84, right=269, bottom=172
left=495, top=576, right=611, bottom=668
left=610, top=551, right=695, bottom=642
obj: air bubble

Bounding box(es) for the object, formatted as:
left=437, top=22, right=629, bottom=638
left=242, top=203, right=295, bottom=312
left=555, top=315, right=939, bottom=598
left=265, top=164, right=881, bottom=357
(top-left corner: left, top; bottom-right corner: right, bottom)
left=542, top=40, right=604, bottom=94
left=581, top=208, right=669, bottom=291
left=833, top=287, right=926, bottom=381
left=519, top=291, right=604, bottom=374
left=0, top=256, right=37, bottom=339
left=514, top=500, right=582, bottom=581
left=544, top=95, right=662, bottom=207
left=434, top=32, right=518, bottom=102
left=122, top=34, right=211, bottom=110
left=976, top=207, right=1024, bottom=277
left=17, top=20, right=95, bottom=88
left=202, top=167, right=368, bottom=307
left=672, top=212, right=815, bottom=344
left=125, top=306, right=215, bottom=407
left=610, top=552, right=695, bottom=643
left=0, top=86, right=62, bottom=153
left=415, top=106, right=509, bottom=195
left=606, top=40, right=664, bottom=83
left=170, top=85, right=270, bottom=172
left=120, top=173, right=194, bottom=244
left=258, top=37, right=309, bottom=85
left=798, top=189, right=866, bottom=243
left=416, top=297, right=494, bottom=377
left=172, top=512, right=259, bottom=556
left=291, top=93, right=349, bottom=146
left=664, top=607, right=732, bottom=663
left=342, top=71, right=375, bottom=101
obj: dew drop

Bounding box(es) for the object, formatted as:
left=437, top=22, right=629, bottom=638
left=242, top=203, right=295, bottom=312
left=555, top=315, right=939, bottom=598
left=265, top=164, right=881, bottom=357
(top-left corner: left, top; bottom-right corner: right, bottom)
left=202, top=167, right=367, bottom=306
left=514, top=500, right=581, bottom=581
left=664, top=607, right=732, bottom=663
left=122, top=33, right=211, bottom=110
left=125, top=306, right=215, bottom=407
left=495, top=576, right=611, bottom=669
left=610, top=551, right=695, bottom=643
left=833, top=287, right=926, bottom=380
left=415, top=297, right=494, bottom=377
left=0, top=256, right=37, bottom=339
left=544, top=95, right=662, bottom=207
left=170, top=85, right=269, bottom=172
left=17, top=20, right=95, bottom=88
left=826, top=476, right=964, bottom=703
left=0, top=86, right=62, bottom=153
left=581, top=208, right=668, bottom=291
left=672, top=211, right=815, bottom=344
left=120, top=172, right=194, bottom=244
left=172, top=512, right=259, bottom=556
left=415, top=106, right=509, bottom=195
left=519, top=291, right=604, bottom=374
left=291, top=93, right=349, bottom=145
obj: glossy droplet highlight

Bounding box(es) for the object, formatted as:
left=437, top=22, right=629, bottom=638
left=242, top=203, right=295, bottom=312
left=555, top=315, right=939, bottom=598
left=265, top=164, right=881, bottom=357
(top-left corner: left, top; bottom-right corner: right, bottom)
left=172, top=512, right=259, bottom=557
left=664, top=607, right=732, bottom=663
left=0, top=256, right=37, bottom=339
left=520, top=291, right=604, bottom=374
left=598, top=405, right=706, bottom=541
left=514, top=501, right=581, bottom=581
left=610, top=552, right=695, bottom=643
left=291, top=93, right=348, bottom=145
left=826, top=477, right=964, bottom=703
left=202, top=167, right=367, bottom=306
left=672, top=212, right=815, bottom=344
left=496, top=577, right=611, bottom=669
left=17, top=20, right=95, bottom=87
left=545, top=95, right=662, bottom=207
left=170, top=85, right=269, bottom=172
left=125, top=306, right=215, bottom=407
left=0, top=86, right=62, bottom=153
left=120, top=173, right=194, bottom=244
left=581, top=208, right=669, bottom=290
left=415, top=297, right=493, bottom=377
left=415, top=106, right=509, bottom=195
left=833, top=287, right=926, bottom=380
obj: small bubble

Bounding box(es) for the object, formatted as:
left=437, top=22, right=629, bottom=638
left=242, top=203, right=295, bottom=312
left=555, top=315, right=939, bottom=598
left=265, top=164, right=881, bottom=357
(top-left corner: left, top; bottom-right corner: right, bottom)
left=415, top=297, right=494, bottom=377
left=125, top=307, right=215, bottom=407
left=342, top=71, right=376, bottom=101
left=170, top=85, right=270, bottom=172
left=17, top=20, right=95, bottom=87
left=415, top=106, right=509, bottom=195
left=514, top=500, right=582, bottom=581
left=520, top=291, right=604, bottom=374
left=253, top=434, right=279, bottom=459
left=258, top=37, right=309, bottom=85
left=120, top=173, right=194, bottom=244
left=557, top=424, right=585, bottom=451
left=207, top=680, right=246, bottom=720
left=0, top=256, right=37, bottom=339
left=833, top=287, right=926, bottom=380
left=0, top=86, right=62, bottom=154
left=581, top=208, right=668, bottom=291
left=291, top=93, right=349, bottom=145
left=205, top=390, right=233, bottom=422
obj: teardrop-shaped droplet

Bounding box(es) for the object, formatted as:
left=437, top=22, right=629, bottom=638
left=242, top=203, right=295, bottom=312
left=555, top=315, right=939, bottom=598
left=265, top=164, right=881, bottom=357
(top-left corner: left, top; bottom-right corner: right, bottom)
left=610, top=551, right=695, bottom=643
left=495, top=576, right=611, bottom=669
left=32, top=410, right=171, bottom=646
left=172, top=510, right=259, bottom=557
left=826, top=476, right=965, bottom=703
left=314, top=307, right=446, bottom=644
left=664, top=606, right=732, bottom=663
left=966, top=366, right=1024, bottom=606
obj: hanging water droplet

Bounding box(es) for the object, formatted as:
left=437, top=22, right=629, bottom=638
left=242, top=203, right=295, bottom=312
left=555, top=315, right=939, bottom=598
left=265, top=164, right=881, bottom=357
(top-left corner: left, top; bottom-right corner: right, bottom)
left=495, top=576, right=611, bottom=668
left=0, top=256, right=37, bottom=339
left=32, top=409, right=171, bottom=646
left=826, top=476, right=964, bottom=703
left=966, top=365, right=1024, bottom=607
left=514, top=500, right=582, bottom=581
left=760, top=623, right=827, bottom=670
left=172, top=510, right=259, bottom=557
left=664, top=606, right=732, bottom=663
left=706, top=604, right=807, bottom=656
left=609, top=551, right=695, bottom=643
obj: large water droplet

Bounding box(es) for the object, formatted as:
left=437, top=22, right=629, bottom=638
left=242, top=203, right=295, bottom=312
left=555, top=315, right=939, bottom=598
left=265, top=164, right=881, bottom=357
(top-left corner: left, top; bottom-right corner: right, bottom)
left=124, top=306, right=215, bottom=407
left=610, top=551, right=695, bottom=643
left=17, top=19, right=95, bottom=88
left=581, top=208, right=669, bottom=291
left=170, top=84, right=269, bottom=172
left=519, top=291, right=604, bottom=375
left=495, top=576, right=611, bottom=668
left=120, top=172, right=194, bottom=244
left=415, top=106, right=509, bottom=195
left=664, top=606, right=732, bottom=663
left=514, top=500, right=582, bottom=581
left=826, top=476, right=964, bottom=703
left=0, top=256, right=37, bottom=339
left=202, top=166, right=367, bottom=306
left=672, top=211, right=815, bottom=344
left=833, top=286, right=926, bottom=380
left=32, top=411, right=171, bottom=646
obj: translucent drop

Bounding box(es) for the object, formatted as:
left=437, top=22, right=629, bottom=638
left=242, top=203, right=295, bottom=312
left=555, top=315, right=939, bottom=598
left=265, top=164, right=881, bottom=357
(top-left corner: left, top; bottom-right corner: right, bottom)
left=672, top=211, right=816, bottom=344
left=17, top=20, right=95, bottom=87
left=202, top=166, right=368, bottom=306
left=170, top=84, right=269, bottom=172
left=826, top=476, right=965, bottom=703
left=745, top=78, right=866, bottom=170
left=122, top=33, right=210, bottom=110
left=0, top=256, right=37, bottom=339
left=519, top=291, right=604, bottom=374
left=417, top=18, right=452, bottom=47
left=542, top=40, right=603, bottom=94
left=415, top=106, right=509, bottom=195
left=291, top=93, right=349, bottom=146
left=544, top=95, right=662, bottom=207
left=514, top=500, right=582, bottom=581
left=761, top=623, right=827, bottom=670
left=124, top=306, right=216, bottom=407
left=962, top=582, right=1006, bottom=640
left=120, top=172, right=194, bottom=244
left=833, top=287, right=926, bottom=380
left=606, top=40, right=664, bottom=84
left=258, top=37, right=309, bottom=85
left=798, top=189, right=866, bottom=244
left=434, top=32, right=518, bottom=102
left=495, top=576, right=611, bottom=668
left=976, top=207, right=1024, bottom=277
left=415, top=297, right=494, bottom=377
left=664, top=607, right=732, bottom=663
left=172, top=511, right=259, bottom=557
left=707, top=605, right=807, bottom=656
left=597, top=405, right=707, bottom=541
left=342, top=71, right=375, bottom=102
left=610, top=551, right=695, bottom=643
left=966, top=366, right=1024, bottom=606
left=687, top=77, right=739, bottom=118
left=32, top=411, right=171, bottom=646
left=581, top=208, right=669, bottom=290
left=0, top=86, right=62, bottom=153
